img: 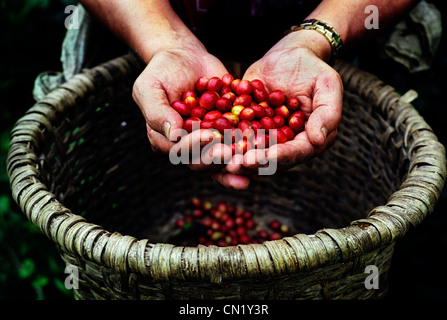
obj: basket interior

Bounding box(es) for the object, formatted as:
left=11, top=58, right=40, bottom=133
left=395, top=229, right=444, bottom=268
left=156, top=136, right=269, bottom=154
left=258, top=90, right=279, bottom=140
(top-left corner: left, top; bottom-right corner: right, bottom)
left=37, top=71, right=409, bottom=245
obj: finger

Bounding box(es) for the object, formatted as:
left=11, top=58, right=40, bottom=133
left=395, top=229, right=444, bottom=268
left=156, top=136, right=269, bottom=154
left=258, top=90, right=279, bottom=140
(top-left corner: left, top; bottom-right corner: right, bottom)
left=173, top=129, right=223, bottom=154
left=307, top=70, right=343, bottom=147
left=312, top=129, right=338, bottom=157
left=146, top=123, right=175, bottom=154
left=211, top=171, right=251, bottom=190
left=188, top=142, right=233, bottom=171
left=241, top=148, right=269, bottom=171
left=266, top=129, right=317, bottom=165
left=225, top=154, right=245, bottom=173
left=225, top=153, right=257, bottom=176
left=169, top=129, right=232, bottom=172
left=266, top=128, right=338, bottom=166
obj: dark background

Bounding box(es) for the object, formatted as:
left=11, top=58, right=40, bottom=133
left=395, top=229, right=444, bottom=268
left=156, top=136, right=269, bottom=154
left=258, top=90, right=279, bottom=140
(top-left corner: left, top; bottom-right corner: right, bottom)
left=0, top=0, right=446, bottom=300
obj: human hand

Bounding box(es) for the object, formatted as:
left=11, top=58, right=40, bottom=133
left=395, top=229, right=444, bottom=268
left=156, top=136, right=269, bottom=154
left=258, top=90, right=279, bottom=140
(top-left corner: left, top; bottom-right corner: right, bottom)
left=225, top=30, right=343, bottom=176
left=132, top=45, right=251, bottom=189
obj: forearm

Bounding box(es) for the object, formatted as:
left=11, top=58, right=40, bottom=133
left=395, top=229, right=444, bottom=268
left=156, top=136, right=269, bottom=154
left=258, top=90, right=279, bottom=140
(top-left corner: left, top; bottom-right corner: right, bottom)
left=79, top=0, right=203, bottom=63
left=306, top=0, right=419, bottom=48
left=278, top=0, right=418, bottom=64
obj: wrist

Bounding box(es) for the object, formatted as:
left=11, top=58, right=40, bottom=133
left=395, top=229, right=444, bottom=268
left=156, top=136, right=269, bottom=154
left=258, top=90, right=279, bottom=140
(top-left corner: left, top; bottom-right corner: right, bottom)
left=97, top=0, right=206, bottom=64
left=282, top=28, right=333, bottom=63
left=137, top=31, right=206, bottom=63
left=284, top=19, right=344, bottom=64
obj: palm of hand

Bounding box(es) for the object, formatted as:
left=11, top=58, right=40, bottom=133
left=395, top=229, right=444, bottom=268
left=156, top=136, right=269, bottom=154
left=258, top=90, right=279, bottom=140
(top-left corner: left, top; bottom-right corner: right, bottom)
left=225, top=46, right=343, bottom=174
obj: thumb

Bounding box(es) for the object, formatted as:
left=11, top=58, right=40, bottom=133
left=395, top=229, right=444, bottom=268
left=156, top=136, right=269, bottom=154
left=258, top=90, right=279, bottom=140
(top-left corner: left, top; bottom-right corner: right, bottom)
left=132, top=71, right=184, bottom=143
left=306, top=70, right=343, bottom=147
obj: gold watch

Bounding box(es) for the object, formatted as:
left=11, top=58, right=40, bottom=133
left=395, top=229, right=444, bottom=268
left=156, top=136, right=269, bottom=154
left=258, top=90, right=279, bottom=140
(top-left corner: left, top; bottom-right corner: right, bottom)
left=286, top=19, right=343, bottom=63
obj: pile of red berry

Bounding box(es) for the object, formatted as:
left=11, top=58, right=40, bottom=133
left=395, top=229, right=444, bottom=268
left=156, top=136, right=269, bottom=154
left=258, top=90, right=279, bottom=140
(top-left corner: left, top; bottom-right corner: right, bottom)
left=171, top=74, right=307, bottom=154
left=172, top=197, right=291, bottom=247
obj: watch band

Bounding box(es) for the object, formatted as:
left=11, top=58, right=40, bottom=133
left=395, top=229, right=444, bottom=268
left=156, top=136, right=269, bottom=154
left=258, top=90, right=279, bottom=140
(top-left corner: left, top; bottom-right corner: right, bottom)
left=286, top=19, right=344, bottom=62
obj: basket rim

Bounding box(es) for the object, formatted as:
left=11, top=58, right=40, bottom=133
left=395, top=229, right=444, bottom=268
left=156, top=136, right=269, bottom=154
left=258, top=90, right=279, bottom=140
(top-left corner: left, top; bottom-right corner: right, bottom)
left=7, top=53, right=447, bottom=283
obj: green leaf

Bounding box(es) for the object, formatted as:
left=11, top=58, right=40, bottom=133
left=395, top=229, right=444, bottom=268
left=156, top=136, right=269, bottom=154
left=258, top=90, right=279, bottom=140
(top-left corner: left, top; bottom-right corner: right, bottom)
left=48, top=255, right=63, bottom=273
left=18, top=258, right=35, bottom=279
left=0, top=195, right=10, bottom=216
left=53, top=278, right=71, bottom=295
left=32, top=275, right=49, bottom=288
left=1, top=131, right=10, bottom=152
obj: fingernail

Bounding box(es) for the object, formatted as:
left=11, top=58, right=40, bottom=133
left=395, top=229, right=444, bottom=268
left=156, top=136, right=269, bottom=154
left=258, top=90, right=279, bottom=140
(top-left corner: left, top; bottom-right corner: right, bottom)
left=232, top=180, right=250, bottom=190
left=163, top=121, right=171, bottom=140
left=321, top=126, right=328, bottom=140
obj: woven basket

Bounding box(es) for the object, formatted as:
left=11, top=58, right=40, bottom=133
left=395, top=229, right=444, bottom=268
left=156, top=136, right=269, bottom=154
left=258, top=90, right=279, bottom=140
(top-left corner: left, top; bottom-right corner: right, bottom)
left=7, top=53, right=446, bottom=300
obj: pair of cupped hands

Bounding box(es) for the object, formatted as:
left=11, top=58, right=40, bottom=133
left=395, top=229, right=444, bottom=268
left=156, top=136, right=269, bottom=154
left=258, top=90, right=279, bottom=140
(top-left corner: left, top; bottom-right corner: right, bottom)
left=132, top=30, right=343, bottom=190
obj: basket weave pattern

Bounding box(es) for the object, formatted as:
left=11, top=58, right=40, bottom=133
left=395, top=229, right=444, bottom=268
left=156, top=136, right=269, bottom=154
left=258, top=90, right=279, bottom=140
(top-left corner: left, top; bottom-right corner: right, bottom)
left=7, top=54, right=446, bottom=299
